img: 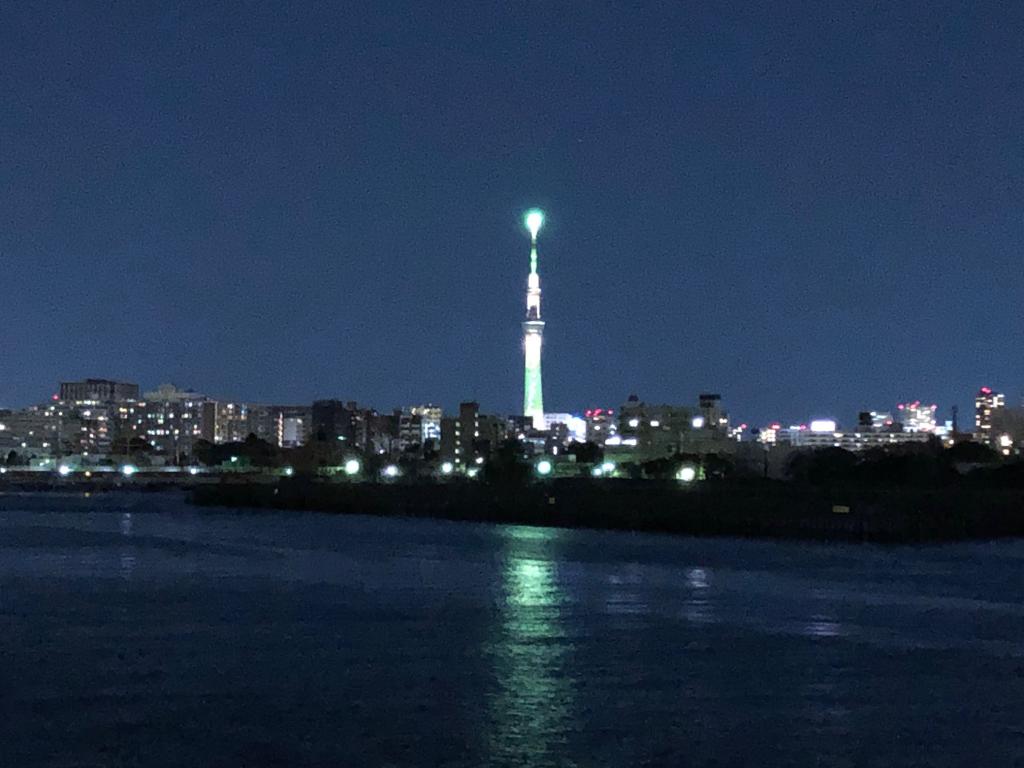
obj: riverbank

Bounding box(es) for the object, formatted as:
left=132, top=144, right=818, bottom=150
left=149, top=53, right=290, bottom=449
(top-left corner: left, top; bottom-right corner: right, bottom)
left=190, top=478, right=1024, bottom=543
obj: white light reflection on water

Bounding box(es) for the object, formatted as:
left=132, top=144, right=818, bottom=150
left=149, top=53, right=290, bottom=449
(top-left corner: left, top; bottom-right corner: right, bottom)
left=683, top=566, right=715, bottom=625
left=604, top=564, right=648, bottom=616
left=803, top=615, right=844, bottom=638
left=486, top=526, right=576, bottom=767
left=119, top=512, right=135, bottom=581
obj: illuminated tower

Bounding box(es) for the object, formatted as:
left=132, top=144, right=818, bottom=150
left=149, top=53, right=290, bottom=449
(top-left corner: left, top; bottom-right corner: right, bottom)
left=522, top=209, right=545, bottom=429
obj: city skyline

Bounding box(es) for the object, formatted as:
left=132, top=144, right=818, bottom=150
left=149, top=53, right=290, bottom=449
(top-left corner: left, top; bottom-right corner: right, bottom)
left=3, top=3, right=1023, bottom=424
left=2, top=372, right=1016, bottom=438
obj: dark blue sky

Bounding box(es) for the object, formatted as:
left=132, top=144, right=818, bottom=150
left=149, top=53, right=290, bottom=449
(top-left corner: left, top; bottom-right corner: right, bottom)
left=2, top=1, right=1022, bottom=425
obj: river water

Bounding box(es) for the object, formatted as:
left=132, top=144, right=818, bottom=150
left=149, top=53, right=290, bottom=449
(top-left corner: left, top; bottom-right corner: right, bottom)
left=0, top=493, right=1022, bottom=766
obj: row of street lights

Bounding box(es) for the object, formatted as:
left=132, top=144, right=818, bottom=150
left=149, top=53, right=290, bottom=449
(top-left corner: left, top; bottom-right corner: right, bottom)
left=39, top=457, right=698, bottom=483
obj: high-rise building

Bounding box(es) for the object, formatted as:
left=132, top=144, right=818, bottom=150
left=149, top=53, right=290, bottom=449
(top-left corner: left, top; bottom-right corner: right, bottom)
left=399, top=404, right=442, bottom=452
left=897, top=401, right=938, bottom=433
left=311, top=400, right=350, bottom=443
left=0, top=404, right=76, bottom=458
left=214, top=402, right=251, bottom=444
left=397, top=405, right=442, bottom=456
left=438, top=403, right=504, bottom=466
left=787, top=429, right=931, bottom=451
left=310, top=400, right=381, bottom=451
left=522, top=210, right=545, bottom=430
left=398, top=412, right=424, bottom=453
left=584, top=408, right=618, bottom=444
left=858, top=411, right=896, bottom=431
left=456, top=401, right=480, bottom=466
left=409, top=405, right=442, bottom=443
left=617, top=394, right=733, bottom=459
left=438, top=417, right=458, bottom=462
left=756, top=423, right=783, bottom=444
left=274, top=406, right=310, bottom=448
left=618, top=396, right=695, bottom=460
left=116, top=386, right=216, bottom=460
left=698, top=394, right=728, bottom=431
left=59, top=379, right=139, bottom=403
left=477, top=414, right=508, bottom=457
left=975, top=387, right=1005, bottom=446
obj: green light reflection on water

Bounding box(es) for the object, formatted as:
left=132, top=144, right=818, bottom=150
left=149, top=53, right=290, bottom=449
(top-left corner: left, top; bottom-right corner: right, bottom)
left=486, top=525, right=576, bottom=766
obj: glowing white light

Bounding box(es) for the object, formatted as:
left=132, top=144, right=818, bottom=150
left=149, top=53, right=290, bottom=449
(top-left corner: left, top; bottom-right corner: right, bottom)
left=344, top=459, right=361, bottom=476
left=628, top=418, right=640, bottom=428
left=475, top=456, right=485, bottom=465
left=0, top=468, right=6, bottom=474
left=591, top=466, right=604, bottom=477
left=692, top=416, right=705, bottom=429
left=440, top=461, right=455, bottom=475
left=677, top=466, right=697, bottom=483
left=188, top=467, right=200, bottom=476
left=524, top=332, right=542, bottom=367
left=601, top=461, right=615, bottom=474
left=536, top=459, right=553, bottom=476
left=999, top=434, right=1013, bottom=448
left=283, top=467, right=294, bottom=477
left=525, top=209, right=544, bottom=238
left=58, top=464, right=72, bottom=477
left=650, top=420, right=660, bottom=427
left=809, top=419, right=837, bottom=433
left=466, top=467, right=479, bottom=478
left=121, top=465, right=137, bottom=477
left=383, top=464, right=400, bottom=478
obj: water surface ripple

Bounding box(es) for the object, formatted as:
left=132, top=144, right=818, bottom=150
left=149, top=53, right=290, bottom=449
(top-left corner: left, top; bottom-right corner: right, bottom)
left=1, top=493, right=1022, bottom=766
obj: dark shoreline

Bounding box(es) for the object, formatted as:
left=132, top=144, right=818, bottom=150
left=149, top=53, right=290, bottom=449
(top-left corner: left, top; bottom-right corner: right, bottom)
left=4, top=476, right=1021, bottom=544
left=188, top=478, right=1024, bottom=544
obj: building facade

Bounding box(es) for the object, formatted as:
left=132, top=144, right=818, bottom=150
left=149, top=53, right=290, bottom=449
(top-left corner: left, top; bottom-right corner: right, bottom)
left=786, top=429, right=932, bottom=451
left=897, top=401, right=938, bottom=433
left=975, top=387, right=1005, bottom=447
left=59, top=379, right=139, bottom=403
left=584, top=408, right=618, bottom=444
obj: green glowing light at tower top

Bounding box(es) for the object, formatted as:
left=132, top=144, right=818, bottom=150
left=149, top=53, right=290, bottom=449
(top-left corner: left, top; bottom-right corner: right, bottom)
left=525, top=209, right=544, bottom=240
left=525, top=209, right=544, bottom=275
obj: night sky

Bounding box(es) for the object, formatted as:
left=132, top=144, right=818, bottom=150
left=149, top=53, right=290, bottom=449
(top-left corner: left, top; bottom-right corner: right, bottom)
left=2, top=1, right=1022, bottom=426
